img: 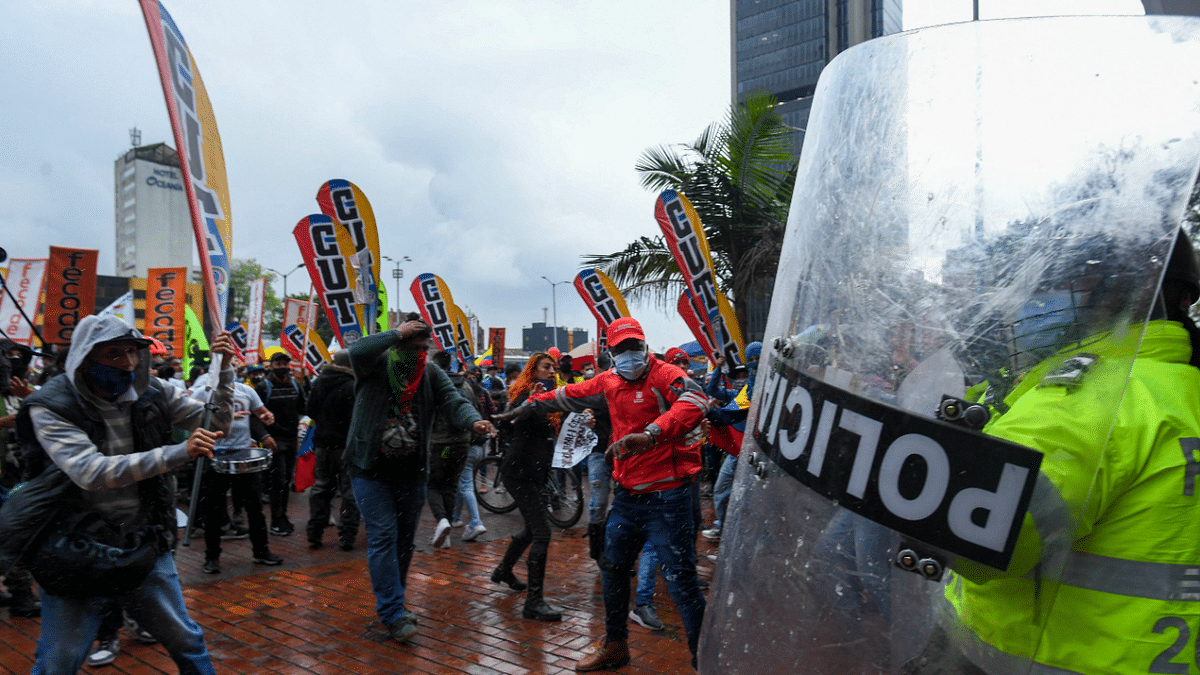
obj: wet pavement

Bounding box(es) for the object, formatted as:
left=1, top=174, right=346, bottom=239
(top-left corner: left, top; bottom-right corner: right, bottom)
left=0, top=483, right=719, bottom=674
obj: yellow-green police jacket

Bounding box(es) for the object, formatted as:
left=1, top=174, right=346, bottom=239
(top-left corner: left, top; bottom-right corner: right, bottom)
left=946, top=321, right=1200, bottom=675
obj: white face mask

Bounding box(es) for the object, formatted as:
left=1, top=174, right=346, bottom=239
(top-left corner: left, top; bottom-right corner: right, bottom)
left=583, top=368, right=595, bottom=379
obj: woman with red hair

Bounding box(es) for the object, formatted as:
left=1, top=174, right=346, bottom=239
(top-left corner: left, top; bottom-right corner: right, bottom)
left=490, top=353, right=563, bottom=621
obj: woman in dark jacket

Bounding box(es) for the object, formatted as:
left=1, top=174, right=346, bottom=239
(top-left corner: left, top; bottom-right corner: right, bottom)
left=490, top=353, right=563, bottom=621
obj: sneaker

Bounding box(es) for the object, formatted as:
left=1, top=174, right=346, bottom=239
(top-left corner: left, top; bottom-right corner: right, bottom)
left=461, top=523, right=487, bottom=541
left=432, top=518, right=451, bottom=548
left=123, top=615, right=158, bottom=644
left=339, top=541, right=355, bottom=552
left=386, top=615, right=418, bottom=643
left=203, top=559, right=221, bottom=574
left=86, top=638, right=120, bottom=667
left=270, top=523, right=294, bottom=537
left=308, top=540, right=324, bottom=550
left=706, top=553, right=718, bottom=563
left=221, top=525, right=250, bottom=540
left=629, top=604, right=665, bottom=631
left=253, top=551, right=284, bottom=566
left=701, top=527, right=722, bottom=540
left=451, top=518, right=464, bottom=528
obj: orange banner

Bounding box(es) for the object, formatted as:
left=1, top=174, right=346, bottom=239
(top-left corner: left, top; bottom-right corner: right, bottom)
left=43, top=247, right=98, bottom=345
left=146, top=267, right=188, bottom=358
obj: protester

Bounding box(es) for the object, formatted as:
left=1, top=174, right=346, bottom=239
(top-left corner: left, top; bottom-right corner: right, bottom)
left=490, top=353, right=566, bottom=622
left=426, top=350, right=477, bottom=550
left=1, top=314, right=233, bottom=674
left=255, top=351, right=306, bottom=536
left=500, top=317, right=709, bottom=669
left=345, top=317, right=494, bottom=644
left=192, top=371, right=281, bottom=573
left=304, top=351, right=360, bottom=551
left=0, top=339, right=40, bottom=620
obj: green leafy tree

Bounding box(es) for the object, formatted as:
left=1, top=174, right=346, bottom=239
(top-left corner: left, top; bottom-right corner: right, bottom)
left=227, top=258, right=282, bottom=334
left=583, top=90, right=797, bottom=337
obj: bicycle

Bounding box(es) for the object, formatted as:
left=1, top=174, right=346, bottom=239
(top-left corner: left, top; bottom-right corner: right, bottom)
left=473, top=454, right=584, bottom=529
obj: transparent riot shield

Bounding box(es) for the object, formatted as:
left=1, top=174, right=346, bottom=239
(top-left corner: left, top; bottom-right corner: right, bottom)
left=700, top=16, right=1200, bottom=675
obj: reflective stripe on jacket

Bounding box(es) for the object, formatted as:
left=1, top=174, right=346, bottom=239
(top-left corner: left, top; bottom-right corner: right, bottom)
left=946, top=321, right=1200, bottom=675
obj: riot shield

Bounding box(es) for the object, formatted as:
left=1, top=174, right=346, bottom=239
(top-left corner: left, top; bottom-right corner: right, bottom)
left=700, top=16, right=1200, bottom=675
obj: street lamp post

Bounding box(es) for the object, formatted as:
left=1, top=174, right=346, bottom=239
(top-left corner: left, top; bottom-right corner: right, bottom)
left=383, top=255, right=411, bottom=325
left=264, top=262, right=305, bottom=299
left=541, top=277, right=570, bottom=352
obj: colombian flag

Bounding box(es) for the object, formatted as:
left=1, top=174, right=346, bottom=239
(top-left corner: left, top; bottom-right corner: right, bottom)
left=476, top=345, right=494, bottom=367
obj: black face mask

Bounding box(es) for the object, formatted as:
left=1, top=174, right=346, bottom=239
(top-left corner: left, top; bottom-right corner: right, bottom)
left=272, top=367, right=291, bottom=379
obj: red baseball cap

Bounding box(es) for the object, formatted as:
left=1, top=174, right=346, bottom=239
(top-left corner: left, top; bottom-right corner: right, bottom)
left=607, top=317, right=646, bottom=346
left=664, top=347, right=689, bottom=366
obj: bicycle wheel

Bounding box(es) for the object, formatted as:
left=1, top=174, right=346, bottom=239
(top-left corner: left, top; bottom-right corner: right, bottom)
left=545, top=468, right=584, bottom=529
left=474, top=455, right=516, bottom=514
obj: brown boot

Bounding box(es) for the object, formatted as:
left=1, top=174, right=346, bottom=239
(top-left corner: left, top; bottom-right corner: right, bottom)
left=575, top=639, right=630, bottom=671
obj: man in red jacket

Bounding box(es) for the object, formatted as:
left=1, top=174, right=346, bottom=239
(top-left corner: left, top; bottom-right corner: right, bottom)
left=505, top=317, right=709, bottom=670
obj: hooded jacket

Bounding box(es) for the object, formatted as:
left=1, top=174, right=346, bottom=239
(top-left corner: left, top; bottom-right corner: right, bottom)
left=0, top=315, right=231, bottom=573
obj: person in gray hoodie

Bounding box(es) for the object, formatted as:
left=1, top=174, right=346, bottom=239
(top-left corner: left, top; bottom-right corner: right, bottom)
left=11, top=314, right=234, bottom=675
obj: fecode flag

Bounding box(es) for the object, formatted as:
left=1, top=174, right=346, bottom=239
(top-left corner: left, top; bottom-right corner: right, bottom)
left=139, top=0, right=233, bottom=329
left=0, top=259, right=47, bottom=346
left=488, top=327, right=506, bottom=369
left=44, top=247, right=98, bottom=345
left=294, top=214, right=363, bottom=346
left=574, top=269, right=630, bottom=328
left=282, top=324, right=331, bottom=376
left=244, top=278, right=265, bottom=366
left=316, top=179, right=385, bottom=334
left=655, top=189, right=746, bottom=368
left=146, top=267, right=188, bottom=358
left=754, top=362, right=1042, bottom=570
left=409, top=273, right=457, bottom=352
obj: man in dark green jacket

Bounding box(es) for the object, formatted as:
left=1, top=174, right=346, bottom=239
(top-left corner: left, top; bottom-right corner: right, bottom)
left=345, top=318, right=495, bottom=644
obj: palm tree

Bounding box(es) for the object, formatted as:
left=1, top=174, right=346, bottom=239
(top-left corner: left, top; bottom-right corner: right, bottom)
left=583, top=90, right=797, bottom=338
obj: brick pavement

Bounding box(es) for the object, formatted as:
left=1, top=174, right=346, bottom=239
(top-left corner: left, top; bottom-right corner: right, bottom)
left=0, top=484, right=719, bottom=674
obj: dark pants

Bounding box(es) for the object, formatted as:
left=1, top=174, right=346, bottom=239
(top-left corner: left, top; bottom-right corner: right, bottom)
left=268, top=437, right=298, bottom=527
left=306, top=443, right=360, bottom=545
left=602, top=484, right=706, bottom=657
left=498, top=473, right=553, bottom=603
left=426, top=443, right=469, bottom=523
left=203, top=466, right=269, bottom=559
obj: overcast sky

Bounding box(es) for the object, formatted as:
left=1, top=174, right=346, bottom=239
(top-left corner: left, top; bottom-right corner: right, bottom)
left=0, top=0, right=1146, bottom=352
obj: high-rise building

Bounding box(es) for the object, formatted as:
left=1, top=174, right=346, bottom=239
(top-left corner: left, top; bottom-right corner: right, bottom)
left=733, top=0, right=903, bottom=155
left=113, top=142, right=194, bottom=280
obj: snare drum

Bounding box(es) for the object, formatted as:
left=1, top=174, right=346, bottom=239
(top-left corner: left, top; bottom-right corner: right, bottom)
left=210, top=448, right=272, bottom=474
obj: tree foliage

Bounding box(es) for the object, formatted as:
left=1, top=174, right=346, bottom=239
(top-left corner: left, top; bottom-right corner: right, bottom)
left=584, top=90, right=797, bottom=332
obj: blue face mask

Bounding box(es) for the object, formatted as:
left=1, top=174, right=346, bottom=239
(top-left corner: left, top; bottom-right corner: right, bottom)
left=613, top=350, right=648, bottom=380
left=87, top=362, right=137, bottom=398
left=536, top=377, right=557, bottom=390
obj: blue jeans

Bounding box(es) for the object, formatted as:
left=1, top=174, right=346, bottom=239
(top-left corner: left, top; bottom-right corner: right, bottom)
left=816, top=510, right=893, bottom=620
left=711, top=453, right=736, bottom=529
left=602, top=484, right=705, bottom=657
left=32, top=551, right=214, bottom=675
left=587, top=451, right=611, bottom=525
left=453, top=444, right=485, bottom=528
left=352, top=475, right=426, bottom=626
left=635, top=540, right=658, bottom=606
